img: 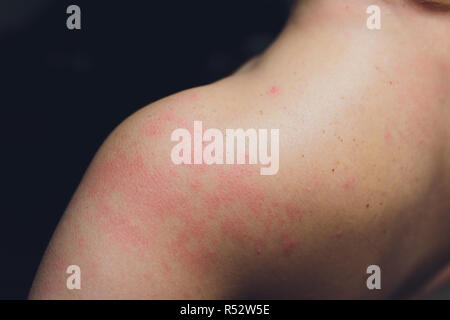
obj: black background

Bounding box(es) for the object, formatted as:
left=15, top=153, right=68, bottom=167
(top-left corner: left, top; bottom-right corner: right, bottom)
left=1, top=0, right=290, bottom=299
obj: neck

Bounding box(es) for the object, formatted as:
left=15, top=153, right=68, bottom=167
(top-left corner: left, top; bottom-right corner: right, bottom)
left=260, top=0, right=450, bottom=162
left=239, top=0, right=450, bottom=228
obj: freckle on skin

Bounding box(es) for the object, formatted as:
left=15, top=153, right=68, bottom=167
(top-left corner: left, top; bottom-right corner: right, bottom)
left=366, top=204, right=370, bottom=209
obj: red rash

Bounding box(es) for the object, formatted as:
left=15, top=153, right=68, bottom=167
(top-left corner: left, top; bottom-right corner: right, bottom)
left=86, top=146, right=186, bottom=258
left=142, top=111, right=177, bottom=137
left=82, top=110, right=305, bottom=278
left=267, top=86, right=280, bottom=96
left=384, top=127, right=392, bottom=143
left=343, top=177, right=357, bottom=190
left=84, top=141, right=224, bottom=277
left=142, top=110, right=190, bottom=137
left=280, top=234, right=297, bottom=257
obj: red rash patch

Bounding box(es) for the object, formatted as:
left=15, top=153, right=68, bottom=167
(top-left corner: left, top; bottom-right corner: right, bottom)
left=85, top=141, right=225, bottom=277
left=142, top=111, right=177, bottom=137
left=267, top=86, right=280, bottom=96
left=284, top=203, right=305, bottom=224
left=142, top=110, right=190, bottom=137
left=384, top=129, right=392, bottom=144
left=343, top=177, right=357, bottom=190
left=280, top=234, right=297, bottom=257
left=86, top=146, right=186, bottom=257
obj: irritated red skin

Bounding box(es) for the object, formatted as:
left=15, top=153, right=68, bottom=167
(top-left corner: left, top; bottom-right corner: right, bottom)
left=280, top=234, right=297, bottom=257
left=38, top=89, right=323, bottom=298
left=83, top=146, right=181, bottom=269
left=343, top=177, right=357, bottom=190
left=82, top=124, right=307, bottom=283
left=267, top=86, right=281, bottom=96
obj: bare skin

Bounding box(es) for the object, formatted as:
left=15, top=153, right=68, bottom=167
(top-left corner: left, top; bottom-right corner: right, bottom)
left=29, top=0, right=450, bottom=299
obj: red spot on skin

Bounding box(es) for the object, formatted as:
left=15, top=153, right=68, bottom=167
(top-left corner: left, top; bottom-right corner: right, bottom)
left=267, top=86, right=280, bottom=96
left=141, top=110, right=190, bottom=137
left=335, top=231, right=343, bottom=239
left=103, top=214, right=151, bottom=254
left=205, top=166, right=261, bottom=216
left=220, top=215, right=253, bottom=246
left=168, top=241, right=217, bottom=276
left=385, top=129, right=392, bottom=143
left=190, top=178, right=202, bottom=191
left=281, top=234, right=296, bottom=257
left=77, top=235, right=87, bottom=254
left=171, top=91, right=199, bottom=104
left=264, top=207, right=286, bottom=234
left=142, top=111, right=177, bottom=137
left=161, top=259, right=171, bottom=275
left=85, top=145, right=197, bottom=262
left=191, top=162, right=211, bottom=175
left=53, top=254, right=66, bottom=273
left=199, top=164, right=272, bottom=254
left=186, top=92, right=198, bottom=102
left=143, top=273, right=152, bottom=281
left=343, top=177, right=357, bottom=190
left=284, top=203, right=304, bottom=224
left=254, top=239, right=265, bottom=255
left=38, top=279, right=54, bottom=297
left=305, top=175, right=323, bottom=192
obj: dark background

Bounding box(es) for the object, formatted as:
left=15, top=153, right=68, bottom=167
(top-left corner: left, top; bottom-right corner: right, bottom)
left=0, top=0, right=291, bottom=299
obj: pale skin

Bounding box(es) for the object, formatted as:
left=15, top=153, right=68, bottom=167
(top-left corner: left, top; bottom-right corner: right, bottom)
left=29, top=0, right=450, bottom=299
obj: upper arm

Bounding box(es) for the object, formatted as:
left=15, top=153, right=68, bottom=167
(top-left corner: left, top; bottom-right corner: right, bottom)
left=29, top=93, right=226, bottom=299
